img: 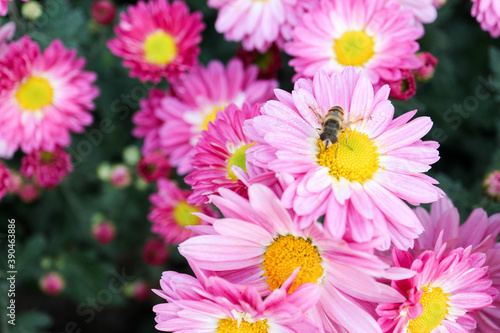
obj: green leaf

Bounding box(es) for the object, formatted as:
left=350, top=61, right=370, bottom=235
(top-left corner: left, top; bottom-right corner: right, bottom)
left=9, top=311, right=52, bottom=333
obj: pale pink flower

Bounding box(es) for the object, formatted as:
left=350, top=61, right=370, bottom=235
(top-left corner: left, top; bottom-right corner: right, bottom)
left=20, top=146, right=73, bottom=189
left=471, top=0, right=500, bottom=38
left=0, top=36, right=99, bottom=154
left=185, top=103, right=279, bottom=205
left=149, top=179, right=216, bottom=245
left=108, top=0, right=204, bottom=82
left=153, top=267, right=321, bottom=332
left=180, top=184, right=414, bottom=332
left=208, top=0, right=318, bottom=52
left=377, top=245, right=495, bottom=333
left=285, top=0, right=422, bottom=85
left=395, top=0, right=438, bottom=25
left=413, top=196, right=500, bottom=333
left=245, top=68, right=443, bottom=250
left=158, top=58, right=277, bottom=175
left=484, top=170, right=500, bottom=201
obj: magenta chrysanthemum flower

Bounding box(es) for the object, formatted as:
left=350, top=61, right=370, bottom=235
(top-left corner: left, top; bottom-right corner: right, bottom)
left=137, top=151, right=171, bottom=183
left=208, top=0, right=317, bottom=52
left=20, top=146, right=73, bottom=189
left=388, top=69, right=417, bottom=101
left=285, top=0, right=422, bottom=85
left=185, top=103, right=279, bottom=205
left=108, top=0, right=204, bottom=83
left=472, top=0, right=500, bottom=38
left=158, top=59, right=277, bottom=175
left=133, top=89, right=167, bottom=155
left=149, top=178, right=216, bottom=245
left=0, top=36, right=99, bottom=154
left=377, top=245, right=495, bottom=333
left=244, top=68, right=443, bottom=250
left=413, top=196, right=500, bottom=332
left=180, top=184, right=414, bottom=332
left=153, top=267, right=321, bottom=332
left=0, top=161, right=10, bottom=200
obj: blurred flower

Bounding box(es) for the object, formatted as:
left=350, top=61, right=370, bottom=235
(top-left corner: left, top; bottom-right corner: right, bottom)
left=21, top=146, right=73, bottom=189
left=7, top=171, right=21, bottom=194
left=107, top=0, right=204, bottom=83
left=285, top=0, right=422, bottom=85
left=412, top=196, right=500, bottom=332
left=396, top=0, right=437, bottom=26
left=137, top=151, right=171, bottom=183
left=18, top=182, right=39, bottom=202
left=21, top=1, right=43, bottom=21
left=0, top=161, right=10, bottom=200
left=153, top=269, right=321, bottom=332
left=122, top=145, right=141, bottom=167
left=125, top=280, right=150, bottom=302
left=91, top=0, right=116, bottom=25
left=149, top=179, right=216, bottom=244
left=245, top=68, right=443, bottom=250
left=185, top=103, right=279, bottom=205
left=180, top=184, right=413, bottom=332
left=39, top=272, right=65, bottom=296
left=133, top=89, right=167, bottom=155
left=433, top=0, right=448, bottom=8
left=236, top=44, right=282, bottom=79
left=484, top=170, right=500, bottom=201
left=158, top=58, right=277, bottom=174
left=91, top=219, right=116, bottom=245
left=96, top=162, right=112, bottom=182
left=208, top=0, right=316, bottom=52
left=110, top=164, right=131, bottom=189
left=388, top=69, right=417, bottom=101
left=377, top=246, right=495, bottom=333
left=413, top=52, right=438, bottom=82
left=143, top=238, right=169, bottom=266
left=0, top=0, right=28, bottom=16
left=472, top=0, right=500, bottom=38
left=0, top=36, right=99, bottom=154
left=0, top=22, right=15, bottom=59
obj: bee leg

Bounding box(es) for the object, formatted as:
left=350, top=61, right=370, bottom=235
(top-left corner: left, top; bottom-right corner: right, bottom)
left=345, top=130, right=354, bottom=151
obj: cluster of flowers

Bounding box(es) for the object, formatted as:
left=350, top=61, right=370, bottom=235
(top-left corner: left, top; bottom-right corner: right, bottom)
left=0, top=19, right=99, bottom=201
left=103, top=0, right=500, bottom=332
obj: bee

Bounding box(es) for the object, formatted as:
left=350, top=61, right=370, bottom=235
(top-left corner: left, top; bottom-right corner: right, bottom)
left=310, top=105, right=365, bottom=156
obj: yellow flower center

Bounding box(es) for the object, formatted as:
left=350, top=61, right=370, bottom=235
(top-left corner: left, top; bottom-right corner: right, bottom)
left=173, top=201, right=200, bottom=227
left=262, top=235, right=323, bottom=294
left=15, top=76, right=54, bottom=111
left=202, top=105, right=225, bottom=131
left=40, top=151, right=55, bottom=163
left=316, top=129, right=379, bottom=183
left=143, top=30, right=177, bottom=65
left=227, top=143, right=255, bottom=181
left=216, top=318, right=268, bottom=333
left=334, top=30, right=375, bottom=66
left=407, top=286, right=450, bottom=333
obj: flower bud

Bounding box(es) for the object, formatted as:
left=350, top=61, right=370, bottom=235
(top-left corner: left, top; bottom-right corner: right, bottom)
left=40, top=272, right=65, bottom=296
left=91, top=0, right=116, bottom=25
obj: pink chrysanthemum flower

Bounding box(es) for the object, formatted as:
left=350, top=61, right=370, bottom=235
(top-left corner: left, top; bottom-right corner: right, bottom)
left=0, top=161, right=10, bottom=200
left=185, top=103, right=279, bottom=205
left=154, top=267, right=321, bottom=332
left=472, top=0, right=500, bottom=38
left=20, top=146, right=73, bottom=189
left=377, top=244, right=495, bottom=333
left=396, top=0, right=438, bottom=25
left=137, top=151, right=171, bottom=183
left=158, top=58, right=277, bottom=175
left=133, top=89, right=167, bottom=155
left=208, top=0, right=317, bottom=52
left=149, top=178, right=216, bottom=245
left=244, top=68, right=443, bottom=250
left=412, top=52, right=438, bottom=82
left=0, top=36, right=99, bottom=154
left=180, top=184, right=414, bottom=332
left=285, top=0, right=422, bottom=85
left=484, top=170, right=500, bottom=201
left=388, top=69, right=417, bottom=101
left=413, top=196, right=500, bottom=332
left=108, top=0, right=204, bottom=83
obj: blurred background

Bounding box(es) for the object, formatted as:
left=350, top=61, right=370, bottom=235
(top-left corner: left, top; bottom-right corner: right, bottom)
left=0, top=0, right=499, bottom=332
